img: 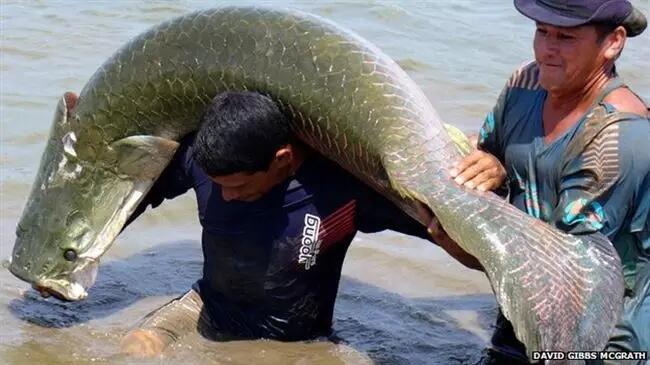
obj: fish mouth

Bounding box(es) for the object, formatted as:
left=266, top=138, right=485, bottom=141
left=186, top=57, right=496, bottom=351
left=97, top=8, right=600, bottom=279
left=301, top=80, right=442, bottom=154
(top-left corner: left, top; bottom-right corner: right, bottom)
left=32, top=283, right=74, bottom=301
left=11, top=258, right=99, bottom=301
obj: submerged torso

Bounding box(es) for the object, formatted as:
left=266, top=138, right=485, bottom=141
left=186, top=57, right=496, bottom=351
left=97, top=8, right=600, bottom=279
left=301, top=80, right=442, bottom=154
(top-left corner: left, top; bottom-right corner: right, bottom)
left=131, top=134, right=428, bottom=340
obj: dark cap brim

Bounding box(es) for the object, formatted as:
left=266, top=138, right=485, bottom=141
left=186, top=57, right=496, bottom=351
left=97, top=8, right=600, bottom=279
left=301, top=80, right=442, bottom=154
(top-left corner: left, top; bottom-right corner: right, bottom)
left=623, top=7, right=647, bottom=37
left=514, top=0, right=592, bottom=27
left=515, top=0, right=646, bottom=37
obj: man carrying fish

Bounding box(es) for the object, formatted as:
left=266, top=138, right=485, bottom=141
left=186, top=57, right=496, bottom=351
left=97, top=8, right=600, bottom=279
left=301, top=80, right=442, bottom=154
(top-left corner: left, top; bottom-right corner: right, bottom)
left=10, top=6, right=629, bottom=360
left=119, top=91, right=481, bottom=357
left=421, top=1, right=650, bottom=363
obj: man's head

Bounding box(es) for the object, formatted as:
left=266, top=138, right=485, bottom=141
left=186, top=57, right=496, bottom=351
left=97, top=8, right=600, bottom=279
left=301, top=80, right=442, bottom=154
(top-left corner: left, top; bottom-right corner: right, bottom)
left=513, top=0, right=647, bottom=92
left=193, top=91, right=297, bottom=202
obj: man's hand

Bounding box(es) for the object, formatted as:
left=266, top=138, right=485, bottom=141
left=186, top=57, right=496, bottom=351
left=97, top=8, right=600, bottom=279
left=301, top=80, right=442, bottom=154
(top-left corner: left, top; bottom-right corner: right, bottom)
left=416, top=203, right=448, bottom=245
left=416, top=203, right=483, bottom=271
left=120, top=329, right=166, bottom=358
left=450, top=150, right=506, bottom=192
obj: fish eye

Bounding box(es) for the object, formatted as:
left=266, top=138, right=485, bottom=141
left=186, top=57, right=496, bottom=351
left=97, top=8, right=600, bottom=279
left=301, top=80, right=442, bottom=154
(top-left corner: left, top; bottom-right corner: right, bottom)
left=63, top=249, right=78, bottom=262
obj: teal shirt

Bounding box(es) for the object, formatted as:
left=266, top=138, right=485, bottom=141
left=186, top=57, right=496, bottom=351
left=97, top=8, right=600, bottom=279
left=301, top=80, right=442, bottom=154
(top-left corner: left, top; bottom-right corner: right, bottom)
left=478, top=61, right=650, bottom=290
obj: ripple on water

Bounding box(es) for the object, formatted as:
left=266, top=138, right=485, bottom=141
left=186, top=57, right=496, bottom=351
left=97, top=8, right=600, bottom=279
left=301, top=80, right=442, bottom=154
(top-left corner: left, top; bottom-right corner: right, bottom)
left=137, top=3, right=189, bottom=15
left=396, top=58, right=432, bottom=72
left=1, top=45, right=50, bottom=60
left=370, top=3, right=410, bottom=22
left=4, top=131, right=49, bottom=146
left=0, top=179, right=31, bottom=199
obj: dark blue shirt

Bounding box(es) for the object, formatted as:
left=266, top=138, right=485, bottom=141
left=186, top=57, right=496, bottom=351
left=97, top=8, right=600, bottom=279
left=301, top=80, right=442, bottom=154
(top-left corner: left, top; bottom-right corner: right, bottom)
left=478, top=61, right=650, bottom=359
left=129, top=134, right=430, bottom=340
left=479, top=61, right=650, bottom=289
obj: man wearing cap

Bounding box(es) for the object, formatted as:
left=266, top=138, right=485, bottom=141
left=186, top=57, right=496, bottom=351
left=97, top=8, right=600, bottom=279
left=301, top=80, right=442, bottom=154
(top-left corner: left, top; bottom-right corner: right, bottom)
left=420, top=1, right=650, bottom=363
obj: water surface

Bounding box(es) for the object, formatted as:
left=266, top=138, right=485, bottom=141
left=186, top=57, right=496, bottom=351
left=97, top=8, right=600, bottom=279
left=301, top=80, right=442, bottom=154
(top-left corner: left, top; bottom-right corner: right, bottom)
left=1, top=1, right=648, bottom=364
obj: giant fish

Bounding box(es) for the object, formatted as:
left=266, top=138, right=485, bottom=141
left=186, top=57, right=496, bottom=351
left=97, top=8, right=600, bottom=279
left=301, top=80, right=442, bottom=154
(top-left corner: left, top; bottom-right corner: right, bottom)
left=9, top=7, right=623, bottom=360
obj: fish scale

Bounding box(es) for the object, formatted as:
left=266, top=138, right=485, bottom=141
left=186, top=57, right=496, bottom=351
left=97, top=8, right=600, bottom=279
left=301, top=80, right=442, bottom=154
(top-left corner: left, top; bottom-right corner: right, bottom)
left=10, top=7, right=623, bottom=363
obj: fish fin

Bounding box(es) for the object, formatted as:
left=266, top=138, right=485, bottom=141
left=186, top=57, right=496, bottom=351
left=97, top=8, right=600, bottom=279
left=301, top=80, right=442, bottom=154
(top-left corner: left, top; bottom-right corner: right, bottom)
left=110, top=135, right=179, bottom=181
left=383, top=165, right=425, bottom=203
left=443, top=123, right=473, bottom=157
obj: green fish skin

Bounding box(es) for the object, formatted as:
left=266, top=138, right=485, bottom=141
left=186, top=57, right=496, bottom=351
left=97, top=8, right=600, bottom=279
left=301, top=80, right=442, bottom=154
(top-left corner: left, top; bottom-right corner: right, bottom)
left=9, top=7, right=623, bottom=362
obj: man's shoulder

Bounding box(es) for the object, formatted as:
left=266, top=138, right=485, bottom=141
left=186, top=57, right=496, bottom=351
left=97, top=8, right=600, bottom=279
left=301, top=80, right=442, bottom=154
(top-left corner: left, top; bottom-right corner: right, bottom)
left=299, top=155, right=359, bottom=186
left=584, top=104, right=650, bottom=143
left=603, top=88, right=649, bottom=117
left=505, top=60, right=542, bottom=92
left=164, top=132, right=213, bottom=190
left=486, top=61, right=545, bottom=145
left=570, top=108, right=650, bottom=180
left=608, top=113, right=650, bottom=162
left=179, top=132, right=198, bottom=154
left=294, top=155, right=372, bottom=203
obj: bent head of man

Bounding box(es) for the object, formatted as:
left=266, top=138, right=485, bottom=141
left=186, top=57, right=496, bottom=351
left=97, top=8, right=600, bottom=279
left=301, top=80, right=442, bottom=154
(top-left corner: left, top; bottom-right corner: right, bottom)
left=514, top=0, right=647, bottom=93
left=193, top=91, right=299, bottom=203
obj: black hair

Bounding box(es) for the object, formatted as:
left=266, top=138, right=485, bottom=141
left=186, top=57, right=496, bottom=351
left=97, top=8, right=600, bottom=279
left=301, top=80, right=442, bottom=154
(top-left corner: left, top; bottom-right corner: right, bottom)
left=192, top=91, right=290, bottom=176
left=594, top=22, right=619, bottom=43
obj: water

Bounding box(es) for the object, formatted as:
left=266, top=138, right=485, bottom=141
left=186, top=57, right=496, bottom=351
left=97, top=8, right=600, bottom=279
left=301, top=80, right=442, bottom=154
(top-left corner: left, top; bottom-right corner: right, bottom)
left=1, top=1, right=648, bottom=364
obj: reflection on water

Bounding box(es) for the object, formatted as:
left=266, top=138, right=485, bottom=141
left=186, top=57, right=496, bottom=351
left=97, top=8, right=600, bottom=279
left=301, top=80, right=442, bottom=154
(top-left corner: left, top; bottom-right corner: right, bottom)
left=3, top=241, right=494, bottom=365
left=1, top=1, right=648, bottom=364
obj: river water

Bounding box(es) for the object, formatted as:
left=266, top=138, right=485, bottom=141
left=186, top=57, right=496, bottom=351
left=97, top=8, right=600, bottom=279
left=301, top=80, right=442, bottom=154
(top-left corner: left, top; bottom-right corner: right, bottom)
left=1, top=1, right=648, bottom=364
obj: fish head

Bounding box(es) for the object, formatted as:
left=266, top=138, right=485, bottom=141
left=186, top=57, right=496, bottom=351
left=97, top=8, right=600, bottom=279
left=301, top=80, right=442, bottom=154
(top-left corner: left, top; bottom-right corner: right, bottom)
left=9, top=92, right=179, bottom=301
